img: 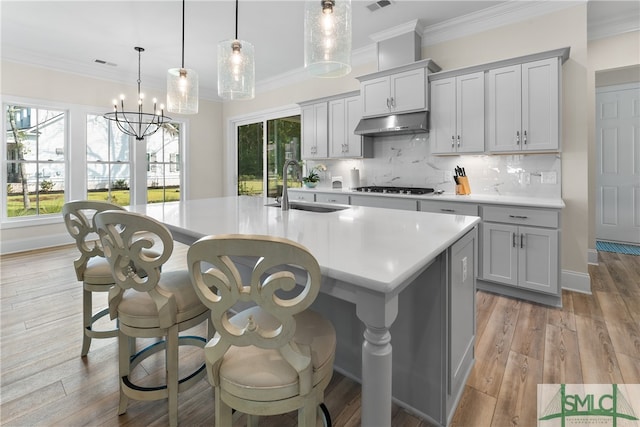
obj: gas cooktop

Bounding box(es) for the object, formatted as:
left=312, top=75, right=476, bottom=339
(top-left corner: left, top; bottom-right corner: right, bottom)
left=353, top=186, right=435, bottom=195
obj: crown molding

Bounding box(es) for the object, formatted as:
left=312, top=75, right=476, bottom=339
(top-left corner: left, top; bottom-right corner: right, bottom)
left=588, top=13, right=640, bottom=41
left=421, top=1, right=584, bottom=46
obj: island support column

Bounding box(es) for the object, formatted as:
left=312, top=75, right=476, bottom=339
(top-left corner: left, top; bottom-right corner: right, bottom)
left=356, top=290, right=399, bottom=427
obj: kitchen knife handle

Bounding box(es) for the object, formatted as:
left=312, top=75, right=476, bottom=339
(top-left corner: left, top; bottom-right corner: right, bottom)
left=516, top=131, right=520, bottom=145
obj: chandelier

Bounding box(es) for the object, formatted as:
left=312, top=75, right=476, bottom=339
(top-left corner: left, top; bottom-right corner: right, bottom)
left=167, top=0, right=198, bottom=114
left=217, top=0, right=255, bottom=100
left=304, top=0, right=352, bottom=78
left=104, top=47, right=171, bottom=140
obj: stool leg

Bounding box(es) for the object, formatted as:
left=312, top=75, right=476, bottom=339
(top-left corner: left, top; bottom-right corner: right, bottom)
left=81, top=286, right=92, bottom=356
left=118, top=331, right=130, bottom=415
left=167, top=325, right=179, bottom=427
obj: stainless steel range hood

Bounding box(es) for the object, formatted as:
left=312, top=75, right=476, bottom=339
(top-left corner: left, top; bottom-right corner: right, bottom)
left=354, top=111, right=428, bottom=136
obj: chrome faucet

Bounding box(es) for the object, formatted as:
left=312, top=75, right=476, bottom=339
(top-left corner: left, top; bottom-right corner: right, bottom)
left=281, top=159, right=300, bottom=211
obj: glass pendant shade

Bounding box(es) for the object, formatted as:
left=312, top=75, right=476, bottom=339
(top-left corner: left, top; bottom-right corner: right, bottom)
left=167, top=67, right=199, bottom=114
left=304, top=0, right=352, bottom=78
left=217, top=39, right=255, bottom=100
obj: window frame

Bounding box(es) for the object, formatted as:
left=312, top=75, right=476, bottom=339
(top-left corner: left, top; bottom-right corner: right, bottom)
left=1, top=96, right=188, bottom=229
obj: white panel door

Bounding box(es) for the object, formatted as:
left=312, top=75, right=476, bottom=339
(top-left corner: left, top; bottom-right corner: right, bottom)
left=596, top=85, right=640, bottom=244
left=390, top=68, right=426, bottom=113
left=457, top=71, right=485, bottom=153
left=518, top=226, right=558, bottom=294
left=328, top=99, right=346, bottom=157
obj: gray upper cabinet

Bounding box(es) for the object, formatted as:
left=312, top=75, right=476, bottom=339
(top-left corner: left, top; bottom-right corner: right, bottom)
left=360, top=68, right=426, bottom=118
left=328, top=94, right=372, bottom=158
left=487, top=57, right=560, bottom=153
left=301, top=102, right=328, bottom=159
left=430, top=71, right=485, bottom=155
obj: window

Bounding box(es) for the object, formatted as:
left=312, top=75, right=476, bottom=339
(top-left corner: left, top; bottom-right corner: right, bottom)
left=237, top=114, right=301, bottom=197
left=146, top=123, right=182, bottom=203
left=86, top=114, right=131, bottom=206
left=5, top=104, right=66, bottom=217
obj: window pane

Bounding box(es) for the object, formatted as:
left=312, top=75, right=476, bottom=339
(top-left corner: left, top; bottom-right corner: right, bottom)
left=5, top=104, right=66, bottom=218
left=267, top=115, right=301, bottom=198
left=146, top=124, right=181, bottom=203
left=87, top=114, right=109, bottom=162
left=238, top=122, right=264, bottom=196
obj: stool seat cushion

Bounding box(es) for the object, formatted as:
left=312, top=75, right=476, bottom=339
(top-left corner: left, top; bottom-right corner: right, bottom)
left=218, top=308, right=336, bottom=401
left=117, top=270, right=208, bottom=328
left=83, top=256, right=114, bottom=285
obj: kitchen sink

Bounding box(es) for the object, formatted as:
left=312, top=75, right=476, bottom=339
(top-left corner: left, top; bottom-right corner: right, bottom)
left=265, top=202, right=349, bottom=213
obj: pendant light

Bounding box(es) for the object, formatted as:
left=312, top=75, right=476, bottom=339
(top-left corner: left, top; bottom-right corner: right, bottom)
left=167, top=0, right=198, bottom=114
left=104, top=47, right=171, bottom=141
left=217, top=0, right=255, bottom=100
left=304, top=0, right=352, bottom=78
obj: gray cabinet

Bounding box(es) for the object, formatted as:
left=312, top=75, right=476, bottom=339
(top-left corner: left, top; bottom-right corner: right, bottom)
left=480, top=205, right=559, bottom=295
left=419, top=200, right=479, bottom=216
left=350, top=195, right=417, bottom=211
left=430, top=72, right=485, bottom=155
left=301, top=102, right=328, bottom=159
left=360, top=68, right=426, bottom=118
left=328, top=95, right=372, bottom=158
left=315, top=192, right=349, bottom=204
left=286, top=189, right=315, bottom=202
left=487, top=57, right=560, bottom=153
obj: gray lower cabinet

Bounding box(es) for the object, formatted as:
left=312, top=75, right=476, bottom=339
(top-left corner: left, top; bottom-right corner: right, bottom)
left=315, top=193, right=349, bottom=204
left=419, top=200, right=479, bottom=216
left=287, top=190, right=315, bottom=202
left=480, top=205, right=559, bottom=296
left=350, top=194, right=418, bottom=211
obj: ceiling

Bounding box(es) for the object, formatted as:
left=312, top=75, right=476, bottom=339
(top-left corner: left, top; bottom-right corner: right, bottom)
left=2, top=1, right=639, bottom=102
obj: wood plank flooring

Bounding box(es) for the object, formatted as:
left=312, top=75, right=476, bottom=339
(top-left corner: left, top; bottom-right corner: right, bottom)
left=1, top=245, right=638, bottom=426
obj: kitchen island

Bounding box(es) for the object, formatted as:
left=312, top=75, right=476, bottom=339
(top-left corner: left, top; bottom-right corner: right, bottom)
left=128, top=196, right=480, bottom=426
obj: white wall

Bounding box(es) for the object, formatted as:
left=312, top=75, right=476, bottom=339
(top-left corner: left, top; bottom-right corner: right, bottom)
left=0, top=61, right=224, bottom=253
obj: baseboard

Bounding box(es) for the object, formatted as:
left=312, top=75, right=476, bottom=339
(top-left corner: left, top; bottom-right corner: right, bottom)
left=588, top=248, right=599, bottom=265
left=561, top=269, right=592, bottom=295
left=0, top=233, right=71, bottom=255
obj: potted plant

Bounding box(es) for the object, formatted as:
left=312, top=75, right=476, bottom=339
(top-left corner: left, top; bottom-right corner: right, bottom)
left=302, top=164, right=326, bottom=188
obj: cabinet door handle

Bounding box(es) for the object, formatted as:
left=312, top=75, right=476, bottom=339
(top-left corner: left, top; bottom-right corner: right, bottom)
left=386, top=98, right=391, bottom=109
left=328, top=199, right=336, bottom=202
left=512, top=232, right=516, bottom=247
left=509, top=215, right=528, bottom=219
left=390, top=97, right=395, bottom=108
left=516, top=131, right=520, bottom=145
left=451, top=135, right=455, bottom=148
left=523, top=130, right=528, bottom=145
left=520, top=233, right=524, bottom=249
left=440, top=208, right=456, bottom=213
left=457, top=135, right=461, bottom=147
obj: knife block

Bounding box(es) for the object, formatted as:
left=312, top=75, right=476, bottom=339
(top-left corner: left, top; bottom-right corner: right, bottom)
left=456, top=176, right=471, bottom=195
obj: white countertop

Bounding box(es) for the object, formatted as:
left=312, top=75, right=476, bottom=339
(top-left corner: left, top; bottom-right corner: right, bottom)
left=290, top=187, right=565, bottom=209
left=128, top=196, right=480, bottom=295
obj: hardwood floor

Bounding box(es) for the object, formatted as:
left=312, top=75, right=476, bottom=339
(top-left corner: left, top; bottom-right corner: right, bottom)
left=1, top=245, right=638, bottom=426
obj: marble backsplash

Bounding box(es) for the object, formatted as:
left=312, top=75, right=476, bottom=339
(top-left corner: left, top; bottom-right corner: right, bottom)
left=305, top=133, right=562, bottom=198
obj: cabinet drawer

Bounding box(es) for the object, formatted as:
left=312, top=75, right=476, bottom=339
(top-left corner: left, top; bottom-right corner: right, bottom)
left=350, top=195, right=417, bottom=211
left=419, top=201, right=479, bottom=216
left=287, top=191, right=315, bottom=202
left=482, top=205, right=558, bottom=228
left=316, top=193, right=349, bottom=204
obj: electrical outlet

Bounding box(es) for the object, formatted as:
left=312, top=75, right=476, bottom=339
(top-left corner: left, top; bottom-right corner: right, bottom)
left=541, top=171, right=557, bottom=184
left=521, top=172, right=531, bottom=185
left=462, top=257, right=468, bottom=282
